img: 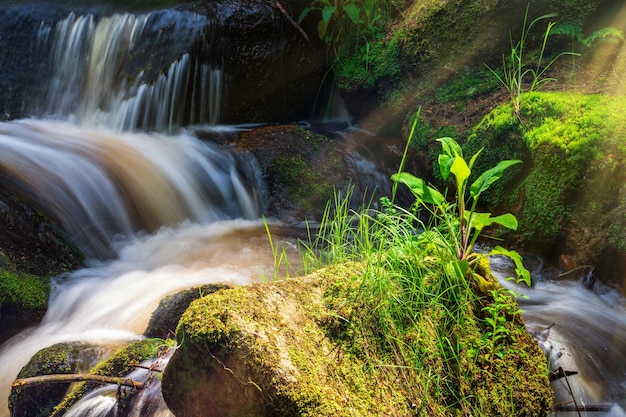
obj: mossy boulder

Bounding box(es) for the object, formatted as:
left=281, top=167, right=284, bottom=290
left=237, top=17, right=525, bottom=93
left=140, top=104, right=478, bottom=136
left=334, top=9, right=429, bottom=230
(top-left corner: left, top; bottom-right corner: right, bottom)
left=8, top=342, right=102, bottom=417
left=464, top=91, right=626, bottom=283
left=144, top=284, right=229, bottom=339
left=233, top=124, right=349, bottom=220
left=162, top=263, right=552, bottom=416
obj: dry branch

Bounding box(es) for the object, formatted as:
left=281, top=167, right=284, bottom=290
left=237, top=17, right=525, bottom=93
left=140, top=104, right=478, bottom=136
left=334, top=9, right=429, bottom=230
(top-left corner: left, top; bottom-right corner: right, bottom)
left=12, top=374, right=144, bottom=390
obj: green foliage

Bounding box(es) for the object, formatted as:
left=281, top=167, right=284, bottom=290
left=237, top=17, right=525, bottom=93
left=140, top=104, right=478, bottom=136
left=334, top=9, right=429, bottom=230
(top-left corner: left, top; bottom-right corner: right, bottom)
left=299, top=0, right=392, bottom=52
left=552, top=23, right=624, bottom=48
left=297, top=130, right=550, bottom=414
left=0, top=256, right=50, bottom=316
left=299, top=0, right=397, bottom=91
left=334, top=35, right=401, bottom=90
left=435, top=67, right=501, bottom=105
left=393, top=137, right=522, bottom=264
left=485, top=5, right=577, bottom=115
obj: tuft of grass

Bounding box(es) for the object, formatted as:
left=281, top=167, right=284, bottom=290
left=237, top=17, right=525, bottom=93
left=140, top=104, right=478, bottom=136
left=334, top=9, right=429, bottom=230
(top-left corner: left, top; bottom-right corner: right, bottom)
left=297, top=139, right=550, bottom=414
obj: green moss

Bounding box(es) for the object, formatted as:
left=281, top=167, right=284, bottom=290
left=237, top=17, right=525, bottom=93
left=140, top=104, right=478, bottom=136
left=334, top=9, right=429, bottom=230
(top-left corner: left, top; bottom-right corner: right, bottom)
left=51, top=338, right=163, bottom=416
left=335, top=35, right=402, bottom=91
left=9, top=343, right=95, bottom=417
left=435, top=66, right=501, bottom=105
left=464, top=91, right=626, bottom=252
left=167, top=260, right=551, bottom=416
left=0, top=254, right=50, bottom=318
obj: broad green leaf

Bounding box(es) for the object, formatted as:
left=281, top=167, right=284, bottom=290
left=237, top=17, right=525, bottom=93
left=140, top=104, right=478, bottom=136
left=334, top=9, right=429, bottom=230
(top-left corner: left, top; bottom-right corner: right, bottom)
left=438, top=154, right=454, bottom=180
left=364, top=0, right=375, bottom=18
left=450, top=156, right=470, bottom=189
left=470, top=212, right=518, bottom=231
left=490, top=246, right=532, bottom=286
left=468, top=147, right=483, bottom=171
left=437, top=137, right=463, bottom=158
left=322, top=5, right=336, bottom=23
left=470, top=159, right=521, bottom=198
left=342, top=3, right=360, bottom=24
left=391, top=172, right=445, bottom=205
left=453, top=259, right=470, bottom=280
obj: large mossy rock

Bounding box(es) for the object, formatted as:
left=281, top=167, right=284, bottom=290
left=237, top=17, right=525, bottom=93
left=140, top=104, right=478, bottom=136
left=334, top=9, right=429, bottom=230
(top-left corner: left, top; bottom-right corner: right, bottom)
left=464, top=91, right=626, bottom=284
left=162, top=264, right=553, bottom=416
left=232, top=124, right=349, bottom=220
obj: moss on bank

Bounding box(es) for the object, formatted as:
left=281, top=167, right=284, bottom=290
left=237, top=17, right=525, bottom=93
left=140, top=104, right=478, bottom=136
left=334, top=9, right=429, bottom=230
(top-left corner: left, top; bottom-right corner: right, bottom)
left=0, top=254, right=50, bottom=327
left=163, top=262, right=552, bottom=416
left=464, top=91, right=626, bottom=262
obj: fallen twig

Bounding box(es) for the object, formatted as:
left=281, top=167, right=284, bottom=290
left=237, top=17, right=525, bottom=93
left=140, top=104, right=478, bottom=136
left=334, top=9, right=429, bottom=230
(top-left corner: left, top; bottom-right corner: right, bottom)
left=12, top=374, right=144, bottom=390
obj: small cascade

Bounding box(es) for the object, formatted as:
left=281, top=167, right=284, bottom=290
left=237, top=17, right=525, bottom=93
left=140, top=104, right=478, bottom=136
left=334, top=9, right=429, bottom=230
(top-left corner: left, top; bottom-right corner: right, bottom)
left=63, top=347, right=175, bottom=417
left=490, top=255, right=626, bottom=416
left=38, top=10, right=221, bottom=131
left=0, top=120, right=263, bottom=259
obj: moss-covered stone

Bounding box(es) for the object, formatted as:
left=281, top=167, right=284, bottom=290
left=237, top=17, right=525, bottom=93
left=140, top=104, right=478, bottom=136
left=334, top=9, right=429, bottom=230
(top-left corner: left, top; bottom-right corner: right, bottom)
left=50, top=338, right=163, bottom=416
left=162, top=262, right=552, bottom=416
left=234, top=124, right=349, bottom=219
left=8, top=342, right=102, bottom=417
left=464, top=92, right=626, bottom=276
left=144, top=284, right=229, bottom=339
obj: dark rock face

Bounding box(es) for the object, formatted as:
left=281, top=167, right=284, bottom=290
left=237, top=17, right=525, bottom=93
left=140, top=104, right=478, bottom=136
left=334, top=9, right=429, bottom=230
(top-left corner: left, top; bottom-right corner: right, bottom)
left=0, top=190, right=81, bottom=342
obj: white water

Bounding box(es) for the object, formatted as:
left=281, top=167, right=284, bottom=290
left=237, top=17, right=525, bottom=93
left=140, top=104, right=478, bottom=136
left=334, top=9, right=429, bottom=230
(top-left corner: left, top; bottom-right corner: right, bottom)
left=39, top=10, right=221, bottom=131
left=492, top=255, right=626, bottom=416
left=0, top=120, right=261, bottom=258
left=0, top=216, right=288, bottom=417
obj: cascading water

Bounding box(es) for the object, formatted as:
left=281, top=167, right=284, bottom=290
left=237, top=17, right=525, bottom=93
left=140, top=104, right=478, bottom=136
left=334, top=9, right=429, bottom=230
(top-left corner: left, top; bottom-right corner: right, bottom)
left=38, top=9, right=222, bottom=131
left=0, top=5, right=272, bottom=416
left=491, top=255, right=626, bottom=416
left=1, top=3, right=626, bottom=417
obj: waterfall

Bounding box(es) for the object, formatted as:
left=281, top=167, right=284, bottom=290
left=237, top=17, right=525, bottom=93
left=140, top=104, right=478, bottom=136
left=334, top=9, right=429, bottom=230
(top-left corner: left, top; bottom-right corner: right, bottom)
left=39, top=10, right=222, bottom=131
left=0, top=120, right=263, bottom=259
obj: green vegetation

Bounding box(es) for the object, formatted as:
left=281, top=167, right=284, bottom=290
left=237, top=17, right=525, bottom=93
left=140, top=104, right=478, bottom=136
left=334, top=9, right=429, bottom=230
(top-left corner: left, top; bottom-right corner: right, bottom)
left=485, top=5, right=576, bottom=116
left=296, top=136, right=550, bottom=415
left=298, top=0, right=398, bottom=91
left=465, top=91, right=626, bottom=253
left=0, top=254, right=50, bottom=319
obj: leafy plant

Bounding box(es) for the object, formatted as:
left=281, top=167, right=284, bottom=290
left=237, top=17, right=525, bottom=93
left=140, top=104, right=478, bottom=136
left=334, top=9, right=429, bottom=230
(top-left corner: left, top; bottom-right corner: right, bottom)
left=482, top=288, right=515, bottom=361
left=299, top=0, right=391, bottom=49
left=485, top=5, right=577, bottom=115
left=392, top=137, right=523, bottom=269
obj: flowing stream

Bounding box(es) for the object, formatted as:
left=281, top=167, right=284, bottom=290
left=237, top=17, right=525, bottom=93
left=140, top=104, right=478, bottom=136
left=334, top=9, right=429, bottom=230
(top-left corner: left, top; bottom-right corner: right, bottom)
left=0, top=3, right=626, bottom=417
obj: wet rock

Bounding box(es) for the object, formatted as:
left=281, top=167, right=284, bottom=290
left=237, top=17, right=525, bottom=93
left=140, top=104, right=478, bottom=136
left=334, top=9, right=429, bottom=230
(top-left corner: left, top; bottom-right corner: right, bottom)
left=8, top=342, right=102, bottom=417
left=232, top=124, right=350, bottom=220
left=0, top=190, right=82, bottom=343
left=144, top=284, right=229, bottom=339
